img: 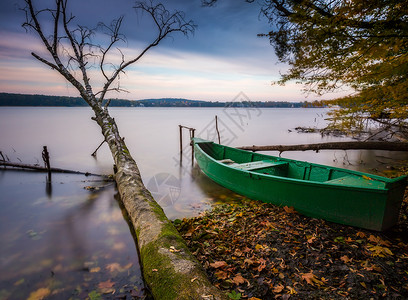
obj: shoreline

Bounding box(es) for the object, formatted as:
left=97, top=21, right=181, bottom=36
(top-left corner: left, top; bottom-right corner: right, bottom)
left=175, top=196, right=408, bottom=299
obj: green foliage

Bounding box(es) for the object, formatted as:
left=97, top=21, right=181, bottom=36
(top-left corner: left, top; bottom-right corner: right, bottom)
left=227, top=290, right=242, bottom=299
left=325, top=87, right=408, bottom=138
left=88, top=290, right=102, bottom=300
left=0, top=92, right=322, bottom=108
left=258, top=0, right=408, bottom=136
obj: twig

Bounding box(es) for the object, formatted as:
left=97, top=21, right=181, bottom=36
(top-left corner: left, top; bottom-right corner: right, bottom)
left=91, top=140, right=106, bottom=156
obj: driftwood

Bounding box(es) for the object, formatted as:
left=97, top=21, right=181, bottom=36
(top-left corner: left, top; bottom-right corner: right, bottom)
left=0, top=161, right=106, bottom=177
left=239, top=141, right=408, bottom=153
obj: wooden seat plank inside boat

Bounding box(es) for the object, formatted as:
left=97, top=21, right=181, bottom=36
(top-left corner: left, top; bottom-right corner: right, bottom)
left=325, top=175, right=386, bottom=189
left=232, top=160, right=287, bottom=171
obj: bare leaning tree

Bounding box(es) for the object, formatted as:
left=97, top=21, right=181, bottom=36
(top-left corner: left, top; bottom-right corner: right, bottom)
left=22, top=0, right=225, bottom=298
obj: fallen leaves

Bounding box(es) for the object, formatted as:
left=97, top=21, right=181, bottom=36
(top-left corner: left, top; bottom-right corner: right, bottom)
left=272, top=283, right=285, bottom=293
left=210, top=261, right=228, bottom=269
left=106, top=262, right=133, bottom=273
left=90, top=267, right=101, bottom=273
left=286, top=286, right=297, bottom=295
left=257, top=258, right=267, bottom=272
left=340, top=255, right=352, bottom=263
left=367, top=244, right=393, bottom=257
left=283, top=206, right=296, bottom=214
left=356, top=231, right=366, bottom=238
left=300, top=271, right=326, bottom=286
left=175, top=198, right=408, bottom=299
left=215, top=270, right=228, bottom=280
left=27, top=288, right=50, bottom=300
left=232, top=274, right=246, bottom=285
left=368, top=234, right=390, bottom=245
left=307, top=235, right=316, bottom=244
left=98, top=279, right=115, bottom=294
left=365, top=234, right=394, bottom=257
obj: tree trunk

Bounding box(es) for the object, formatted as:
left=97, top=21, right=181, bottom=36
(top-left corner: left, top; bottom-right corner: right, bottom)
left=92, top=107, right=226, bottom=299
left=22, top=1, right=221, bottom=296
left=239, top=141, right=408, bottom=153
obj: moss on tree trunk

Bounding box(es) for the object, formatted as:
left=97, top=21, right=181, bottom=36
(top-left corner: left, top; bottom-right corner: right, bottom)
left=94, top=109, right=226, bottom=299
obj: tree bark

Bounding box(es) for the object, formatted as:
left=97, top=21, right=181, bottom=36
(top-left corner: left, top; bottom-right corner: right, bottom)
left=239, top=141, right=408, bottom=153
left=92, top=107, right=226, bottom=299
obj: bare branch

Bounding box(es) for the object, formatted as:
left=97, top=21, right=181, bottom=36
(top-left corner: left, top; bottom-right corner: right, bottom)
left=22, top=0, right=90, bottom=103
left=31, top=52, right=59, bottom=69
left=52, top=0, right=61, bottom=53
left=97, top=1, right=196, bottom=103
left=23, top=0, right=195, bottom=109
left=60, top=0, right=94, bottom=98
left=98, top=16, right=126, bottom=82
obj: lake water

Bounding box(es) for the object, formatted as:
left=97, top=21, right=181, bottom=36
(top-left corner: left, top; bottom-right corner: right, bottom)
left=1, top=106, right=407, bottom=299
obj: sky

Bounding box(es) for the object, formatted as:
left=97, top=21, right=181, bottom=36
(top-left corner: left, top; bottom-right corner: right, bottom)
left=0, top=0, right=350, bottom=102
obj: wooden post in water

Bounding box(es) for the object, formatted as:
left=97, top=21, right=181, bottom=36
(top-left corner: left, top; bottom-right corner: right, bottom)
left=42, top=146, right=51, bottom=182
left=191, top=128, right=195, bottom=165
left=215, top=115, right=221, bottom=144
left=179, top=125, right=196, bottom=165
left=0, top=151, right=5, bottom=162
left=91, top=140, right=105, bottom=157
left=0, top=151, right=5, bottom=169
left=179, top=125, right=183, bottom=154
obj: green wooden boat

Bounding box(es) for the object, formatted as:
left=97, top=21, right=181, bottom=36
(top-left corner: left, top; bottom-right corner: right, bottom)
left=193, top=138, right=407, bottom=231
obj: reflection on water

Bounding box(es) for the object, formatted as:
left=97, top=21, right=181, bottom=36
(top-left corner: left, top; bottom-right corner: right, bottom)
left=0, top=171, right=146, bottom=299
left=1, top=107, right=408, bottom=298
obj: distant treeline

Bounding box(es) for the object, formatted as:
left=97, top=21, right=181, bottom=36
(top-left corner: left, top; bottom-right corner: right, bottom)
left=0, top=93, right=326, bottom=108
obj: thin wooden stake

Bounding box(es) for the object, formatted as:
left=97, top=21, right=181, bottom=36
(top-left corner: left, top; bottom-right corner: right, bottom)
left=0, top=151, right=5, bottom=169
left=0, top=151, right=5, bottom=162
left=91, top=140, right=106, bottom=157
left=42, top=146, right=51, bottom=182
left=191, top=128, right=195, bottom=165
left=215, top=115, right=221, bottom=144
left=179, top=125, right=183, bottom=154
left=179, top=125, right=196, bottom=165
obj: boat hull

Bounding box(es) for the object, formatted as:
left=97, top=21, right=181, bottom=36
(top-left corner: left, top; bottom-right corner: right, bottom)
left=193, top=139, right=407, bottom=231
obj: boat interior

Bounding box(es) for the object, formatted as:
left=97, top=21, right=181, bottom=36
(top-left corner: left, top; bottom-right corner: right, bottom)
left=197, top=141, right=388, bottom=188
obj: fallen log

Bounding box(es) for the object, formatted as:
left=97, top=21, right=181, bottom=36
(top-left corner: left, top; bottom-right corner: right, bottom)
left=93, top=109, right=226, bottom=299
left=238, top=141, right=408, bottom=153
left=0, top=161, right=106, bottom=177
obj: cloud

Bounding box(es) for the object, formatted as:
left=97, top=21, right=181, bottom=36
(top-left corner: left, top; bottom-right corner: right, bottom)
left=0, top=0, right=352, bottom=101
left=0, top=31, right=312, bottom=101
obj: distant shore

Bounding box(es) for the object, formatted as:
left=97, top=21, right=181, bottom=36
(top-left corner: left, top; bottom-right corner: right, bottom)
left=0, top=92, right=325, bottom=108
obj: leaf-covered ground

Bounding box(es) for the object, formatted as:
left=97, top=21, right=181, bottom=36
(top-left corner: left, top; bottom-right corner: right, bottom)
left=175, top=195, right=408, bottom=299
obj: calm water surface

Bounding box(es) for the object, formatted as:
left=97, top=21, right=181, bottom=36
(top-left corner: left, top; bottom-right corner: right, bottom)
left=1, top=107, right=407, bottom=299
